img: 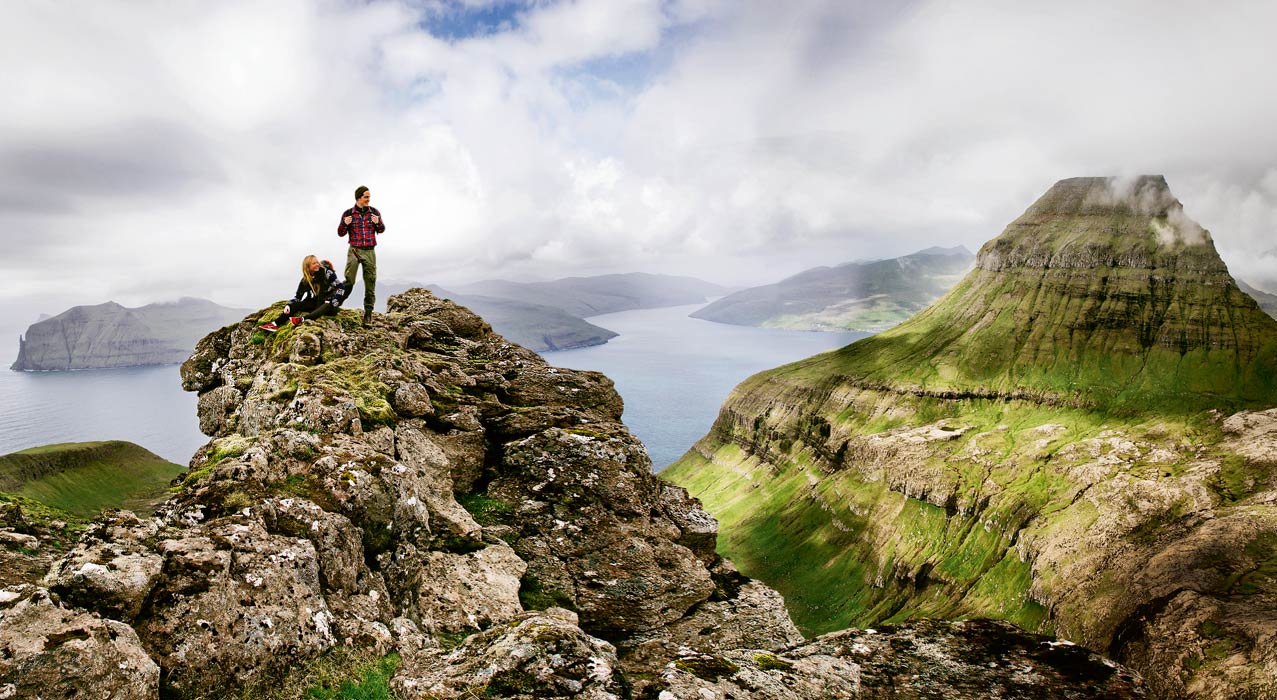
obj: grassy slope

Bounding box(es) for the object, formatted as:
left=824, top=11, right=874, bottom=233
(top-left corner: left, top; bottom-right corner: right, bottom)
left=663, top=388, right=1252, bottom=636
left=0, top=440, right=185, bottom=517
left=665, top=177, right=1277, bottom=640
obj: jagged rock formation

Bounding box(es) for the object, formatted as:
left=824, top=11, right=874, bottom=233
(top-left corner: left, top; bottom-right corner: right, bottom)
left=666, top=176, right=1277, bottom=699
left=0, top=290, right=1143, bottom=698
left=690, top=246, right=974, bottom=331
left=11, top=297, right=250, bottom=371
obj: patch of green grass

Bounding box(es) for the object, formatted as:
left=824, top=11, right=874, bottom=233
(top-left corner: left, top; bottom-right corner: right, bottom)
left=217, top=649, right=400, bottom=700
left=457, top=493, right=512, bottom=526
left=665, top=394, right=1236, bottom=636
left=303, top=654, right=399, bottom=700
left=0, top=441, right=185, bottom=517
left=518, top=572, right=576, bottom=612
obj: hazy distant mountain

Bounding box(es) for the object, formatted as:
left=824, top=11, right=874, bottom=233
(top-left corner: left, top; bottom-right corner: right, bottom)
left=428, top=287, right=619, bottom=352
left=11, top=298, right=250, bottom=371
left=690, top=246, right=974, bottom=331
left=368, top=272, right=726, bottom=352
left=1238, top=278, right=1277, bottom=319
left=454, top=272, right=728, bottom=317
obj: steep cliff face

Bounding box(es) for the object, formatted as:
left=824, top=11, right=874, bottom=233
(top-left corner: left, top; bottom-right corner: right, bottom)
left=666, top=177, right=1277, bottom=700
left=11, top=298, right=249, bottom=371
left=0, top=290, right=1143, bottom=699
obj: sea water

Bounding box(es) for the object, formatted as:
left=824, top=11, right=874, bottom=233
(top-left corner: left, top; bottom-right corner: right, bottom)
left=547, top=304, right=867, bottom=470
left=0, top=365, right=204, bottom=465
left=0, top=304, right=867, bottom=471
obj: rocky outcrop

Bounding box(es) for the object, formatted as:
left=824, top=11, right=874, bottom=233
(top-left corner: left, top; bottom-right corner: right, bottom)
left=0, top=290, right=1145, bottom=698
left=11, top=297, right=249, bottom=371
left=691, top=245, right=974, bottom=332
left=667, top=176, right=1277, bottom=700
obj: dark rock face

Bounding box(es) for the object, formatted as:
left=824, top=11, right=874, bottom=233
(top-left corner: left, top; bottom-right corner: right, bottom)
left=0, top=289, right=1145, bottom=698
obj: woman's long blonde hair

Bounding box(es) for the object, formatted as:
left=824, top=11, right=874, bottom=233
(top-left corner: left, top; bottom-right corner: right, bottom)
left=301, top=255, right=321, bottom=295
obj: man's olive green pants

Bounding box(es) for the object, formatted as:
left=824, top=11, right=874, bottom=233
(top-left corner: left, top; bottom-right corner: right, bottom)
left=344, top=246, right=376, bottom=313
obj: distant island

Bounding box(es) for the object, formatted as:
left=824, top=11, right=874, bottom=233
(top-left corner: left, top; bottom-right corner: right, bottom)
left=690, top=245, right=974, bottom=331
left=428, top=287, right=618, bottom=351
left=11, top=297, right=250, bottom=371
left=375, top=272, right=729, bottom=352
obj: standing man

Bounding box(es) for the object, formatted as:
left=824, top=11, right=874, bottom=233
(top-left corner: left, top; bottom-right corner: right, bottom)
left=338, top=185, right=385, bottom=326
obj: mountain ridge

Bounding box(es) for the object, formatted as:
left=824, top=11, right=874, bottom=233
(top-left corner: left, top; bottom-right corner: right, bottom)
left=666, top=175, right=1277, bottom=699
left=690, top=246, right=974, bottom=332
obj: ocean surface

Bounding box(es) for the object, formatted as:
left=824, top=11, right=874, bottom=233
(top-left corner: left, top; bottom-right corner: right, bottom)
left=0, top=365, right=204, bottom=465
left=547, top=304, right=867, bottom=470
left=0, top=304, right=867, bottom=471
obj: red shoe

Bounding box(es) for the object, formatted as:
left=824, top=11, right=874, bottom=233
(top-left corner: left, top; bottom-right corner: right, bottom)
left=258, top=322, right=278, bottom=333
left=288, top=316, right=304, bottom=326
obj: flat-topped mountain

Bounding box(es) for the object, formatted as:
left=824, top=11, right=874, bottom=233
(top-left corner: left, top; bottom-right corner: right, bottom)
left=666, top=176, right=1277, bottom=699
left=690, top=246, right=973, bottom=331
left=11, top=297, right=250, bottom=371
left=0, top=291, right=1142, bottom=699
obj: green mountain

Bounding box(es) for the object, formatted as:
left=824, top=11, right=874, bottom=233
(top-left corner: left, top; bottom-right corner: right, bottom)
left=690, top=246, right=973, bottom=331
left=813, top=176, right=1277, bottom=413
left=664, top=176, right=1277, bottom=699
left=0, top=440, right=184, bottom=517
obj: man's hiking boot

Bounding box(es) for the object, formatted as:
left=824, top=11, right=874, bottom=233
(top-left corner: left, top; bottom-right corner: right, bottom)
left=258, top=322, right=278, bottom=333
left=288, top=317, right=304, bottom=326
left=362, top=310, right=372, bottom=327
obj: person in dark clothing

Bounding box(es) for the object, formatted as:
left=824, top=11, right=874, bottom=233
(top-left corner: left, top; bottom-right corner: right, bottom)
left=259, top=255, right=346, bottom=333
left=338, top=185, right=385, bottom=327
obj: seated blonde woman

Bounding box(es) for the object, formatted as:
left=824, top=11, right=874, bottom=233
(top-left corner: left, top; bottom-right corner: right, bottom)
left=259, top=255, right=346, bottom=332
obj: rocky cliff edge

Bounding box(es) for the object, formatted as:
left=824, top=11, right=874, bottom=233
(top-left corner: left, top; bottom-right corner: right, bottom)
left=0, top=290, right=1143, bottom=699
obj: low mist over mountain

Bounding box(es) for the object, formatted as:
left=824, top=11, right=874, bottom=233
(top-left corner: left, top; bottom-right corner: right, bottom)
left=428, top=287, right=618, bottom=351
left=1238, top=278, right=1277, bottom=319
left=690, top=246, right=973, bottom=331
left=11, top=298, right=250, bottom=371
left=368, top=272, right=726, bottom=353
left=455, top=272, right=728, bottom=317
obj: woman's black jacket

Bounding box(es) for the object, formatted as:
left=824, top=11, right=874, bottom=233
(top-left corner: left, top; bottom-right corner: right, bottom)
left=290, top=261, right=346, bottom=306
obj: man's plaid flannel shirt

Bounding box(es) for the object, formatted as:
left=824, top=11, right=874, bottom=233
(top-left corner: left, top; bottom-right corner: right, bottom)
left=338, top=206, right=385, bottom=248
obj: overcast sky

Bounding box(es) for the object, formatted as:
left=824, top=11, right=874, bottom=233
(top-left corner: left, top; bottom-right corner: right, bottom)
left=3, top=0, right=1277, bottom=322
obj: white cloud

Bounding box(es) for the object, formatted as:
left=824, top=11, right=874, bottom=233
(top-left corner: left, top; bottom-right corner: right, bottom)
left=1, top=0, right=1276, bottom=317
